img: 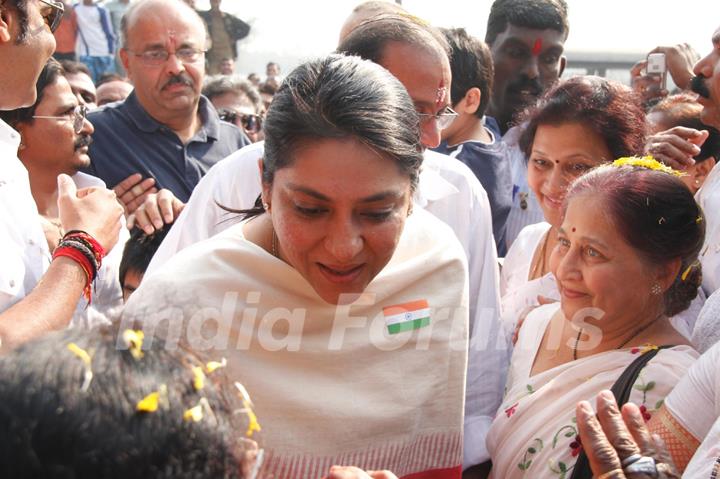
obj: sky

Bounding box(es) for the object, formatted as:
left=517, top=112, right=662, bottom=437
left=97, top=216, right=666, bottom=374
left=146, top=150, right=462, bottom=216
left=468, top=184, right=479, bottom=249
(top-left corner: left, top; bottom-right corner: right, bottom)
left=195, top=0, right=719, bottom=77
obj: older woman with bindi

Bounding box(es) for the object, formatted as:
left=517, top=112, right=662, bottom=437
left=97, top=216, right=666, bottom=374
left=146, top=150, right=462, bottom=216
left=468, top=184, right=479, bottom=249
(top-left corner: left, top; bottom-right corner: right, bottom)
left=122, top=54, right=470, bottom=478
left=500, top=76, right=704, bottom=340
left=487, top=163, right=703, bottom=478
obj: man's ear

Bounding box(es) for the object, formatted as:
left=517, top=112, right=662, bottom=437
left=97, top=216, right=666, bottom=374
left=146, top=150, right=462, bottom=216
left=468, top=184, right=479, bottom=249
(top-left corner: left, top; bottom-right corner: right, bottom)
left=460, top=87, right=482, bottom=115
left=0, top=6, right=14, bottom=43
left=119, top=48, right=131, bottom=73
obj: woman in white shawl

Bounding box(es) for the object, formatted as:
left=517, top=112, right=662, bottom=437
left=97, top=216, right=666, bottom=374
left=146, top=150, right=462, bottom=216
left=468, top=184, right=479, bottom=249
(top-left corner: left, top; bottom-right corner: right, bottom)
left=123, top=54, right=469, bottom=479
left=487, top=162, right=703, bottom=478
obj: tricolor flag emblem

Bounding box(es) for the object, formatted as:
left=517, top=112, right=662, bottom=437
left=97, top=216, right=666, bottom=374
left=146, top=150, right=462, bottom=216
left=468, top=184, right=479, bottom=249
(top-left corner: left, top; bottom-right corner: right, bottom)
left=383, top=299, right=431, bottom=335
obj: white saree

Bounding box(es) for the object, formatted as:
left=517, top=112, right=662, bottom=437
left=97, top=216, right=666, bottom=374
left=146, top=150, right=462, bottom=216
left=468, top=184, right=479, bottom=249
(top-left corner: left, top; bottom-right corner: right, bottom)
left=487, top=303, right=698, bottom=479
left=123, top=208, right=469, bottom=479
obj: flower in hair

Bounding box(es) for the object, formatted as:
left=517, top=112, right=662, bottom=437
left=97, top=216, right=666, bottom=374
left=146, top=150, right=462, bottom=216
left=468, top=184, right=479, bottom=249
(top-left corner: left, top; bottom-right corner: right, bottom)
left=206, top=358, right=227, bottom=374
left=183, top=398, right=213, bottom=423
left=612, top=156, right=684, bottom=177
left=681, top=261, right=701, bottom=282
left=122, top=329, right=145, bottom=360
left=67, top=342, right=93, bottom=392
left=183, top=403, right=204, bottom=423
left=235, top=382, right=262, bottom=437
left=192, top=366, right=205, bottom=391
left=136, top=384, right=168, bottom=413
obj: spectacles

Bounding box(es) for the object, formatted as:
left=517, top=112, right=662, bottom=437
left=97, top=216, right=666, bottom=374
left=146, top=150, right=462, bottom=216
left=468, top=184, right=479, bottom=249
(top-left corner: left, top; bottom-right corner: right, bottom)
left=126, top=47, right=206, bottom=66
left=38, top=0, right=64, bottom=33
left=218, top=109, right=263, bottom=134
left=417, top=106, right=459, bottom=130
left=33, top=105, right=88, bottom=134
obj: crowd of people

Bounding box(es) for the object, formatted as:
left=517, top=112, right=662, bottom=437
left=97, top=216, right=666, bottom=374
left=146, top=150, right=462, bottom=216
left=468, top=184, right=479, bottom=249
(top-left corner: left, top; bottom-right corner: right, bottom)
left=1, top=0, right=720, bottom=478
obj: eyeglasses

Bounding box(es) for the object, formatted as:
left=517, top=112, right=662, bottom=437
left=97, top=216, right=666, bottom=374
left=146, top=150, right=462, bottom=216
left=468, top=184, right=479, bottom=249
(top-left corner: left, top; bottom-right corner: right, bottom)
left=38, top=0, right=64, bottom=33
left=33, top=105, right=88, bottom=134
left=218, top=109, right=263, bottom=134
left=126, top=48, right=206, bottom=66
left=417, top=106, right=459, bottom=130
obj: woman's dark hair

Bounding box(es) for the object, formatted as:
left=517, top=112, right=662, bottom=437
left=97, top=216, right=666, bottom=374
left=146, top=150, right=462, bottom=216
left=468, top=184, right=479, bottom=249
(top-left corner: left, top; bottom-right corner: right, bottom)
left=519, top=76, right=647, bottom=161
left=0, top=327, right=256, bottom=478
left=566, top=164, right=705, bottom=317
left=239, top=53, right=422, bottom=218
left=0, top=58, right=64, bottom=127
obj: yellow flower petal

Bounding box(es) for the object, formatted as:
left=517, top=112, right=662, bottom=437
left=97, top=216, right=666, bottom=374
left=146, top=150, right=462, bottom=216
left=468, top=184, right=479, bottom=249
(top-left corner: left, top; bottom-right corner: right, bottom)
left=244, top=400, right=262, bottom=437
left=205, top=358, right=227, bottom=373
left=192, top=366, right=205, bottom=391
left=122, top=329, right=145, bottom=360
left=136, top=391, right=160, bottom=413
left=67, top=343, right=92, bottom=366
left=612, top=156, right=684, bottom=177
left=183, top=404, right=204, bottom=422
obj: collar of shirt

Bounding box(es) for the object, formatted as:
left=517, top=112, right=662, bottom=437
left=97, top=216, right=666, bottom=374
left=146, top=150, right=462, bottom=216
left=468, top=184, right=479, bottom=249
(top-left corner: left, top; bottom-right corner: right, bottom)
left=122, top=91, right=221, bottom=142
left=414, top=149, right=460, bottom=208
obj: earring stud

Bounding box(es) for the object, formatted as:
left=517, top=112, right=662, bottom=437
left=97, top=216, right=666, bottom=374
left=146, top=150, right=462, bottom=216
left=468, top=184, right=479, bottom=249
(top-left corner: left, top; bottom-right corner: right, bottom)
left=651, top=283, right=662, bottom=295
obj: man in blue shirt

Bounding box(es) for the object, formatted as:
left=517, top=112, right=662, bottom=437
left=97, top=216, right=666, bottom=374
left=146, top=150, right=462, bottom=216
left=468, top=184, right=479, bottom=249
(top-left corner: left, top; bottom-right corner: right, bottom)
left=84, top=0, right=248, bottom=209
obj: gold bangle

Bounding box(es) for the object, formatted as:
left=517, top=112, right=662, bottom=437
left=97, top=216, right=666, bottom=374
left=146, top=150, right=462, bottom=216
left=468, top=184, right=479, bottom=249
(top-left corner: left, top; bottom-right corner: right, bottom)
left=596, top=469, right=625, bottom=479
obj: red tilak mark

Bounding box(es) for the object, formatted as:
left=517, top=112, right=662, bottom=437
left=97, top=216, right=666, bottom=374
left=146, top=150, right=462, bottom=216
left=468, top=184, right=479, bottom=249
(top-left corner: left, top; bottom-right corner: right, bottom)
left=555, top=160, right=560, bottom=164
left=572, top=228, right=576, bottom=232
left=532, top=38, right=542, bottom=56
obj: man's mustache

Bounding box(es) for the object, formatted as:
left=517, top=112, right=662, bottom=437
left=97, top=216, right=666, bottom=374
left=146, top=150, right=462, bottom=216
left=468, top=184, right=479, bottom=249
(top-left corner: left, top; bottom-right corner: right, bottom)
left=75, top=135, right=93, bottom=149
left=691, top=75, right=711, bottom=99
left=507, top=77, right=543, bottom=97
left=162, top=75, right=194, bottom=90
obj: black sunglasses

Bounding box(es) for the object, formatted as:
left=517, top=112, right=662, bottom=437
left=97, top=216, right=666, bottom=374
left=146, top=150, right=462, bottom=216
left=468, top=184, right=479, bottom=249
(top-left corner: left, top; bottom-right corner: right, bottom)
left=218, top=109, right=263, bottom=134
left=39, top=0, right=64, bottom=33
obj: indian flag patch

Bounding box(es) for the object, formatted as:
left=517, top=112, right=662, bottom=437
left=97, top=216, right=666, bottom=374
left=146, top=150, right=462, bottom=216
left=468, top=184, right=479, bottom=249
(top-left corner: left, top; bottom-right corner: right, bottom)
left=383, top=299, right=431, bottom=335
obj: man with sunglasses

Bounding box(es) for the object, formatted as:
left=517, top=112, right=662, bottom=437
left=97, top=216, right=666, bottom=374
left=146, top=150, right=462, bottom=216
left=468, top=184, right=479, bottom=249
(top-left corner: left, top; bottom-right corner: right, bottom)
left=203, top=75, right=264, bottom=143
left=83, top=0, right=249, bottom=213
left=0, top=0, right=123, bottom=348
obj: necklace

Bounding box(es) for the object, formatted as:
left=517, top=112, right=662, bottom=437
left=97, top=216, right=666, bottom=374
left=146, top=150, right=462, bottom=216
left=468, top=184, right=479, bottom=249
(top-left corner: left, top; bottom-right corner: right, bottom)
left=572, top=314, right=663, bottom=360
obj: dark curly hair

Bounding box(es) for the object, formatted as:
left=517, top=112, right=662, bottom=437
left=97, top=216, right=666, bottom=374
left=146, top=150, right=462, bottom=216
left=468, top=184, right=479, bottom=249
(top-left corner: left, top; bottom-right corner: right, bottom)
left=0, top=326, right=256, bottom=478
left=519, top=76, right=647, bottom=161
left=566, top=164, right=705, bottom=317
left=485, top=0, right=569, bottom=45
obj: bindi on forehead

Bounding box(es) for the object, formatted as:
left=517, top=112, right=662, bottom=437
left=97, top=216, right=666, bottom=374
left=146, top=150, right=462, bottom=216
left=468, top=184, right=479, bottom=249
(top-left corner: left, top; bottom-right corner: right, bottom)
left=532, top=38, right=543, bottom=56
left=572, top=227, right=576, bottom=233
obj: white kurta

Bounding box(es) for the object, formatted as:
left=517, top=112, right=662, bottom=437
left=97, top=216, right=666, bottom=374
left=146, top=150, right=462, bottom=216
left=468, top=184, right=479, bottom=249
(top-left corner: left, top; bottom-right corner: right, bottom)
left=146, top=142, right=508, bottom=467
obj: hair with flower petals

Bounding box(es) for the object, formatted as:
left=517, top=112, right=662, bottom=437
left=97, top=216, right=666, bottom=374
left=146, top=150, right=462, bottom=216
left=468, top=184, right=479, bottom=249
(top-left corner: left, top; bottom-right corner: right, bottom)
left=0, top=327, right=259, bottom=478
left=566, top=163, right=705, bottom=316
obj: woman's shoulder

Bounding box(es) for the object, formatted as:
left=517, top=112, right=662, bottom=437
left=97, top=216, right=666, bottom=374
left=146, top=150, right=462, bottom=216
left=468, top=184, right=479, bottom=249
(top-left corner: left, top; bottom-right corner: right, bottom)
left=504, top=222, right=550, bottom=266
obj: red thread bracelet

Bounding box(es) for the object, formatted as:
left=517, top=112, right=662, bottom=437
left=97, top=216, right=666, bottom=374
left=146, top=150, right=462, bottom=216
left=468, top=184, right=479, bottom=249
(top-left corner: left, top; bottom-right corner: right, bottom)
left=53, top=245, right=95, bottom=303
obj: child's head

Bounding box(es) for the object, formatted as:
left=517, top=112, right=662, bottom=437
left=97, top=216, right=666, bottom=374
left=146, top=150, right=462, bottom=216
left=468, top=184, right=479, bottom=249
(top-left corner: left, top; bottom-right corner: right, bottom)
left=440, top=27, right=494, bottom=142
left=119, top=227, right=169, bottom=301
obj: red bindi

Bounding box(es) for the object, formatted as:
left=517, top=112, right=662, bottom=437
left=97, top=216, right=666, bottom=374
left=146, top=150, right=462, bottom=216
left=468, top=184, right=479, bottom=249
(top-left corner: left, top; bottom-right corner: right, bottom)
left=532, top=38, right=542, bottom=56
left=572, top=227, right=576, bottom=232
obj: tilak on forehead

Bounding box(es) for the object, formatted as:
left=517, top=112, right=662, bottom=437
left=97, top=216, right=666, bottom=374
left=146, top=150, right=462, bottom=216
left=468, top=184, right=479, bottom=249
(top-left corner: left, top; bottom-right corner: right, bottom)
left=532, top=38, right=543, bottom=56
